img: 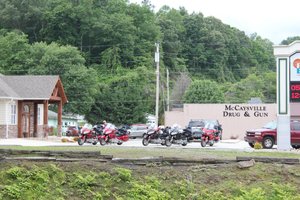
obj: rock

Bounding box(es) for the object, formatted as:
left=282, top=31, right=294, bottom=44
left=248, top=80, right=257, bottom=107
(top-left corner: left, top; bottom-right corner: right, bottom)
left=237, top=159, right=255, bottom=169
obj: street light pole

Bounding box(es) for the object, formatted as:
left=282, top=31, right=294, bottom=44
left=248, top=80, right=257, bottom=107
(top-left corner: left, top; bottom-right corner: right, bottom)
left=155, top=43, right=160, bottom=126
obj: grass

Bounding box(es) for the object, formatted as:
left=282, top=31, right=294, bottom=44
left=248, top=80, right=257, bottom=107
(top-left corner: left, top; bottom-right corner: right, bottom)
left=0, top=161, right=299, bottom=199
left=0, top=145, right=300, bottom=159
left=1, top=146, right=300, bottom=199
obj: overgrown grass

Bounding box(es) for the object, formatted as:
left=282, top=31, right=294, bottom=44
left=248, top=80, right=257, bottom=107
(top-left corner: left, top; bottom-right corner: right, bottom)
left=0, top=162, right=300, bottom=200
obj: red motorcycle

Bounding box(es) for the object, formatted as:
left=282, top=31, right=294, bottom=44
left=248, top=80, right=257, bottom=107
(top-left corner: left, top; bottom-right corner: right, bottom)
left=77, top=124, right=99, bottom=146
left=200, top=123, right=221, bottom=147
left=99, top=123, right=129, bottom=145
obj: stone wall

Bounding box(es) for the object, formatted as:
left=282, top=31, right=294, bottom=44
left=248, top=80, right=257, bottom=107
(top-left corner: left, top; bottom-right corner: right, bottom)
left=0, top=125, right=18, bottom=138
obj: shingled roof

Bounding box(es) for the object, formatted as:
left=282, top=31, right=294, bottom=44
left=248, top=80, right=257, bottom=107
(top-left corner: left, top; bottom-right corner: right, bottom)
left=0, top=75, right=67, bottom=103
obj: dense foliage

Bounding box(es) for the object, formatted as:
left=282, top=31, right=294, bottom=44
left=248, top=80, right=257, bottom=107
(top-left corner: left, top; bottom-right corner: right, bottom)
left=0, top=0, right=295, bottom=124
left=183, top=80, right=224, bottom=103
left=0, top=163, right=300, bottom=200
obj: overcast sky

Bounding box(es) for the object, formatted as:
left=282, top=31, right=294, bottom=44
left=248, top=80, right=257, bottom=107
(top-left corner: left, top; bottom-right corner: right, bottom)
left=129, top=0, right=300, bottom=44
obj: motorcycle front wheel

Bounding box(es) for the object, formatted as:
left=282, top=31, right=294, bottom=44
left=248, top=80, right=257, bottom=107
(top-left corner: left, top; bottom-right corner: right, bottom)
left=165, top=139, right=172, bottom=147
left=77, top=137, right=86, bottom=146
left=201, top=140, right=207, bottom=147
left=100, top=138, right=106, bottom=146
left=142, top=137, right=149, bottom=146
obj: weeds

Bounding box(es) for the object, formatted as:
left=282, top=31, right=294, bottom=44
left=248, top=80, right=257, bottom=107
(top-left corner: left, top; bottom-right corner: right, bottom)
left=0, top=163, right=300, bottom=200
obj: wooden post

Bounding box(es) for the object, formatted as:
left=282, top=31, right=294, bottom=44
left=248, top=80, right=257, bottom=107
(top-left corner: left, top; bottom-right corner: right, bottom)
left=17, top=101, right=23, bottom=138
left=57, top=100, right=62, bottom=137
left=43, top=100, right=48, bottom=138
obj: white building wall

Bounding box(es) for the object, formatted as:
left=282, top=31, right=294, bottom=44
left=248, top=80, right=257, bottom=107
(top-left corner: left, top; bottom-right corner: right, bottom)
left=165, top=104, right=277, bottom=139
left=0, top=100, right=7, bottom=124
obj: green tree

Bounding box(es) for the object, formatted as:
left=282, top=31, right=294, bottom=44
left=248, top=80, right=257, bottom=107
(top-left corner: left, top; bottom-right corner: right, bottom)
left=183, top=80, right=224, bottom=103
left=0, top=30, right=30, bottom=74
left=281, top=36, right=300, bottom=45
left=261, top=72, right=276, bottom=103
left=225, top=74, right=264, bottom=103
left=127, top=2, right=161, bottom=68
left=157, top=6, right=186, bottom=71
left=250, top=33, right=275, bottom=72
left=39, top=0, right=82, bottom=46
left=26, top=42, right=97, bottom=114
left=86, top=67, right=155, bottom=125
left=0, top=0, right=45, bottom=42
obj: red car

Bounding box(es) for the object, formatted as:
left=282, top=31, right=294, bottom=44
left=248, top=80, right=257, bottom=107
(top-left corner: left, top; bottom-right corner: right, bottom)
left=244, top=121, right=300, bottom=149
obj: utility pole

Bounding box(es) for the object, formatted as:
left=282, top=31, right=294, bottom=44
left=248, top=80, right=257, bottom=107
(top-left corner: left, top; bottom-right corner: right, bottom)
left=166, top=68, right=170, bottom=111
left=155, top=43, right=159, bottom=126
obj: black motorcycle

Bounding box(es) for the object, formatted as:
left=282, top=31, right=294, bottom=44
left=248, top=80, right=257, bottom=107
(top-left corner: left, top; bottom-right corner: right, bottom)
left=184, top=127, right=204, bottom=142
left=142, top=126, right=171, bottom=147
left=169, top=125, right=188, bottom=146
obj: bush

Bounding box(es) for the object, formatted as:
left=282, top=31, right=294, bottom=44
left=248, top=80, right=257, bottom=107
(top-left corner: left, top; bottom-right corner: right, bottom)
left=254, top=142, right=262, bottom=149
left=115, top=168, right=132, bottom=182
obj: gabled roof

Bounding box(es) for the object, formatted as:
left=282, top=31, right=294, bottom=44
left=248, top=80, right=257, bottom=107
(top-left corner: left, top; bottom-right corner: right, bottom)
left=0, top=77, right=19, bottom=98
left=0, top=75, right=67, bottom=103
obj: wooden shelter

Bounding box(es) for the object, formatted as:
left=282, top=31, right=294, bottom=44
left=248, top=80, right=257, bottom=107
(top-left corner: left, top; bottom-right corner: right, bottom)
left=0, top=75, right=67, bottom=138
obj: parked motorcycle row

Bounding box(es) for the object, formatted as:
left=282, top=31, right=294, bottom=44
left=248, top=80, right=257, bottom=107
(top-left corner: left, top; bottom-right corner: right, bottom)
left=77, top=123, right=129, bottom=146
left=142, top=124, right=221, bottom=147
left=77, top=123, right=222, bottom=147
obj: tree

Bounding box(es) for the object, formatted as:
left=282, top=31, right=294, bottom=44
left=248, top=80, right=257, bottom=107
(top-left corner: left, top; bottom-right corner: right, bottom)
left=225, top=74, right=264, bottom=103
left=281, top=36, right=300, bottom=45
left=183, top=80, right=224, bottom=103
left=85, top=67, right=155, bottom=125
left=0, top=30, right=30, bottom=74
left=250, top=34, right=275, bottom=72
left=26, top=42, right=98, bottom=114
left=0, top=0, right=45, bottom=42
left=261, top=72, right=276, bottom=103
left=157, top=6, right=186, bottom=71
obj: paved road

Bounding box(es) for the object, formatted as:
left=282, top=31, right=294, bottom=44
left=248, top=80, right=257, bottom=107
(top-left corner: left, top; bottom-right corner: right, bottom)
left=0, top=137, right=256, bottom=151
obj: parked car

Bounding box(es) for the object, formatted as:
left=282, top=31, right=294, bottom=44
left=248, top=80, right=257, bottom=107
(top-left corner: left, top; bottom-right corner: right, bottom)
left=65, top=126, right=80, bottom=136
left=186, top=119, right=206, bottom=140
left=186, top=119, right=222, bottom=141
left=244, top=120, right=300, bottom=149
left=127, top=124, right=148, bottom=139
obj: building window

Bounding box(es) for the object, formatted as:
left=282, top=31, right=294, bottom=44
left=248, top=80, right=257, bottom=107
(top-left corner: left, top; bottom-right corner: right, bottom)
left=23, top=105, right=29, bottom=113
left=10, top=104, right=17, bottom=125
left=38, top=107, right=41, bottom=125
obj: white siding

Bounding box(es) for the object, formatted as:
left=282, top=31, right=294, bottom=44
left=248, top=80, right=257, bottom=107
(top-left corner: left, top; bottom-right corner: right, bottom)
left=0, top=100, right=9, bottom=125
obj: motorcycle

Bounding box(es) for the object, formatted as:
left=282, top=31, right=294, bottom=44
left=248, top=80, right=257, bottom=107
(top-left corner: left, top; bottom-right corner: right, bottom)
left=200, top=123, right=221, bottom=147
left=169, top=124, right=188, bottom=146
left=142, top=125, right=171, bottom=147
left=77, top=124, right=99, bottom=146
left=183, top=127, right=203, bottom=142
left=99, top=123, right=129, bottom=145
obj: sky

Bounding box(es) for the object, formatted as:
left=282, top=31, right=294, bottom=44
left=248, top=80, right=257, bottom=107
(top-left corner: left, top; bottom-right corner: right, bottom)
left=129, top=0, right=300, bottom=45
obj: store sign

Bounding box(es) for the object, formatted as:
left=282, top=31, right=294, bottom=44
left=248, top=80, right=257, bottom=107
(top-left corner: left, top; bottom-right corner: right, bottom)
left=290, top=81, right=300, bottom=102
left=223, top=105, right=268, bottom=117
left=290, top=53, right=300, bottom=81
